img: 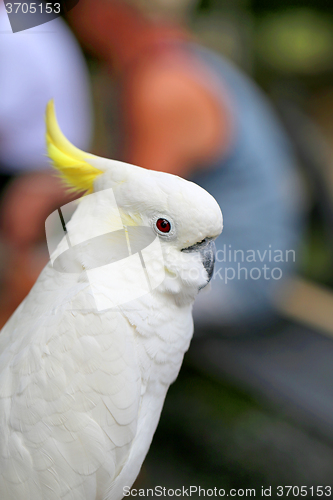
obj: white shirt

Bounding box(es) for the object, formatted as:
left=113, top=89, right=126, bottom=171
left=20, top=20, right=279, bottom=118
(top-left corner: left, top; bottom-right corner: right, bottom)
left=0, top=2, right=92, bottom=172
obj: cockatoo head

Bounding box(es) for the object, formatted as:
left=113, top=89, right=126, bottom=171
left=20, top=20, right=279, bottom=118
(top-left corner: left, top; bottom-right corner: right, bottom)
left=45, top=101, right=222, bottom=306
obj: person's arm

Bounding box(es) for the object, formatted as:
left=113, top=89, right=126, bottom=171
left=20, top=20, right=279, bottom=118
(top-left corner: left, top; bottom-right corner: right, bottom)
left=123, top=59, right=233, bottom=177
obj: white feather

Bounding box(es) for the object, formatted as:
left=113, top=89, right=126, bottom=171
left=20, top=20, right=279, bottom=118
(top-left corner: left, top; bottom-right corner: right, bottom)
left=0, top=151, right=222, bottom=499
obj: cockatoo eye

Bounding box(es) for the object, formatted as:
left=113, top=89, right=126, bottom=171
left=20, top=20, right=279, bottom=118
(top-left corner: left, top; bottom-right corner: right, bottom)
left=155, top=218, right=171, bottom=234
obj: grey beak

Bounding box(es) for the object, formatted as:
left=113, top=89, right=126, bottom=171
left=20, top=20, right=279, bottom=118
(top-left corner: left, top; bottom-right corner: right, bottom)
left=200, top=240, right=215, bottom=283
left=182, top=238, right=216, bottom=284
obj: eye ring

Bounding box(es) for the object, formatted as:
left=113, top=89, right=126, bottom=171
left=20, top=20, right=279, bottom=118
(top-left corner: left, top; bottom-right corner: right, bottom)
left=151, top=215, right=176, bottom=238
left=155, top=218, right=171, bottom=234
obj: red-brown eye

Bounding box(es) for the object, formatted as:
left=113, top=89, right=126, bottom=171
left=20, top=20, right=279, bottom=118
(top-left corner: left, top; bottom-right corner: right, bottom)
left=156, top=218, right=171, bottom=233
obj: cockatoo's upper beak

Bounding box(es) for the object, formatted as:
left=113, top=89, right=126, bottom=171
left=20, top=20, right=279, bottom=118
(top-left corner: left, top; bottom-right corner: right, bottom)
left=182, top=238, right=216, bottom=285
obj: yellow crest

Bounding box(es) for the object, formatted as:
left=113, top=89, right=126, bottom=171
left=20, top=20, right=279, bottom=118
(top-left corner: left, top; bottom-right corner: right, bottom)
left=45, top=100, right=103, bottom=193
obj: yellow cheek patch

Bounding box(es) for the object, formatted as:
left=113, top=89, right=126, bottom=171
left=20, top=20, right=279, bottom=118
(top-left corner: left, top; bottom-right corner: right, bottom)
left=45, top=100, right=103, bottom=194
left=118, top=210, right=142, bottom=227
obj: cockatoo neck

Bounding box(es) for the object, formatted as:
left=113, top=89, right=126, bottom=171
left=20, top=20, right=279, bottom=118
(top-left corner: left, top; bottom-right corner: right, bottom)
left=154, top=246, right=207, bottom=307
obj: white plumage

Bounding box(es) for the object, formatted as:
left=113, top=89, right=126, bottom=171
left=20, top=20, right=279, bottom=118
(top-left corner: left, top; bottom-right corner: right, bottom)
left=0, top=101, right=222, bottom=499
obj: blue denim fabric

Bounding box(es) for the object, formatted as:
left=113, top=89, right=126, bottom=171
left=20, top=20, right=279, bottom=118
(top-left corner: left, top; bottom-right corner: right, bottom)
left=190, top=47, right=304, bottom=328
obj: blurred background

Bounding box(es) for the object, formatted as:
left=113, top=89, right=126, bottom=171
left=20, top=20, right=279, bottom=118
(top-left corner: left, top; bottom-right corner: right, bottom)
left=139, top=1, right=333, bottom=496
left=1, top=0, right=333, bottom=496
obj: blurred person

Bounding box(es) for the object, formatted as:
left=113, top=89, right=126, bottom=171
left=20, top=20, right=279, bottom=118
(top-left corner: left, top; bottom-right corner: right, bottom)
left=0, top=2, right=92, bottom=325
left=68, top=0, right=304, bottom=333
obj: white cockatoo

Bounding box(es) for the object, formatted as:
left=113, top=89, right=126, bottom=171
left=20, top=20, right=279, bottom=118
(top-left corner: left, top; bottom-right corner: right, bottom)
left=0, top=101, right=222, bottom=500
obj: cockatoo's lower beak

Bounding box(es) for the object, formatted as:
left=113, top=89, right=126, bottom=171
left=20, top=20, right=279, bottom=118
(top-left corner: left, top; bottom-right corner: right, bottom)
left=182, top=238, right=216, bottom=286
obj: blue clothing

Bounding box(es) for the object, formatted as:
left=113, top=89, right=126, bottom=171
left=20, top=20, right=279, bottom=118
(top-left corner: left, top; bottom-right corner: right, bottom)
left=190, top=47, right=303, bottom=328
